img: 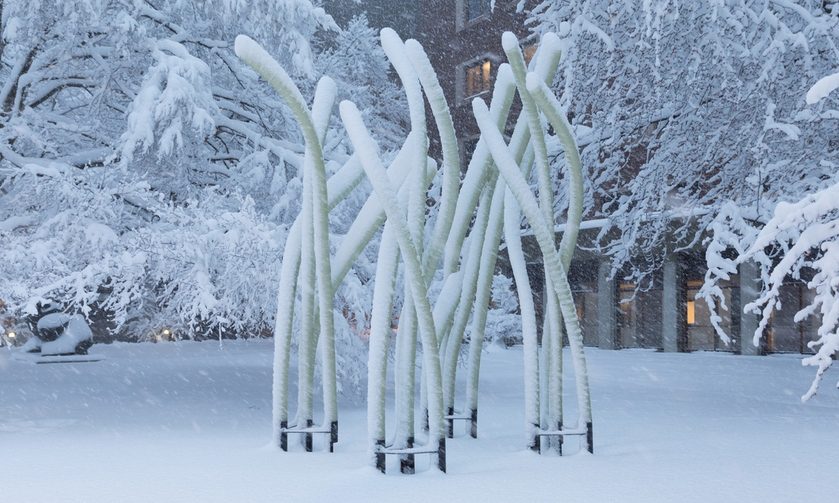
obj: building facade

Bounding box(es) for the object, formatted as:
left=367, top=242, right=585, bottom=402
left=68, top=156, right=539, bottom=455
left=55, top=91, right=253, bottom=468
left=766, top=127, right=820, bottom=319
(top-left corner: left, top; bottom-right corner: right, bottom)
left=326, top=0, right=423, bottom=40
left=412, top=1, right=819, bottom=355
left=339, top=1, right=819, bottom=355
left=554, top=238, right=818, bottom=355
left=415, top=0, right=534, bottom=155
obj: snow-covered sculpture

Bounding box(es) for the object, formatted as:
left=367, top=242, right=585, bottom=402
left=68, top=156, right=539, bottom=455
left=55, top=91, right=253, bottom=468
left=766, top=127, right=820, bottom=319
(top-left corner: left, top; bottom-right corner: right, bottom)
left=20, top=304, right=93, bottom=356
left=236, top=27, right=593, bottom=474
left=235, top=35, right=342, bottom=453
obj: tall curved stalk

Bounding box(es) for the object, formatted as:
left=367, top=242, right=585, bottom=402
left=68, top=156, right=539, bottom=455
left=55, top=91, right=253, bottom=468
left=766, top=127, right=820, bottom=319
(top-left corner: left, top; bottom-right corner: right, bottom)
left=235, top=36, right=338, bottom=447
left=340, top=100, right=447, bottom=468
left=404, top=39, right=460, bottom=277
left=473, top=98, right=592, bottom=431
left=504, top=185, right=540, bottom=450
left=528, top=73, right=589, bottom=447
left=381, top=28, right=428, bottom=459
left=442, top=186, right=492, bottom=421
left=503, top=32, right=563, bottom=449
left=459, top=40, right=563, bottom=439
left=366, top=223, right=399, bottom=465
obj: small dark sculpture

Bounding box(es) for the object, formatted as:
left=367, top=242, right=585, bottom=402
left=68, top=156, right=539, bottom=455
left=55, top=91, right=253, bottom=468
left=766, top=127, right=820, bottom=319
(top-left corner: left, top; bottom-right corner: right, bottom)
left=21, top=303, right=93, bottom=356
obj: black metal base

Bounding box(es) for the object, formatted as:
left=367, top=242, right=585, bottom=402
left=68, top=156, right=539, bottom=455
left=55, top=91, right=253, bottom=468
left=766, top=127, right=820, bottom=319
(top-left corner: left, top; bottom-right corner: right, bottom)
left=400, top=436, right=415, bottom=474
left=374, top=437, right=446, bottom=474
left=533, top=420, right=593, bottom=456
left=529, top=423, right=540, bottom=453
left=375, top=438, right=386, bottom=474
left=278, top=419, right=338, bottom=453
left=557, top=420, right=564, bottom=455
left=445, top=407, right=477, bottom=439
left=280, top=420, right=288, bottom=451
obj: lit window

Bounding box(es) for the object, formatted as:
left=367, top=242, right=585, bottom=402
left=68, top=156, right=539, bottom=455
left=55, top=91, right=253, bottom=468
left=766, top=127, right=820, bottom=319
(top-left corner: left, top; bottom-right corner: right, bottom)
left=523, top=43, right=538, bottom=67
left=467, top=0, right=491, bottom=22
left=465, top=59, right=492, bottom=99
left=686, top=300, right=696, bottom=325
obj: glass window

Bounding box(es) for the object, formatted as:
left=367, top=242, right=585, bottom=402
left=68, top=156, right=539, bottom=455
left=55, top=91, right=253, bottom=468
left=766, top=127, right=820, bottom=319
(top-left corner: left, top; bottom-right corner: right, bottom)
left=464, top=59, right=492, bottom=99
left=685, top=278, right=734, bottom=351
left=467, top=0, right=491, bottom=22
left=523, top=43, right=538, bottom=67
left=615, top=272, right=663, bottom=349
left=569, top=260, right=598, bottom=347
left=768, top=281, right=818, bottom=353
left=618, top=282, right=639, bottom=348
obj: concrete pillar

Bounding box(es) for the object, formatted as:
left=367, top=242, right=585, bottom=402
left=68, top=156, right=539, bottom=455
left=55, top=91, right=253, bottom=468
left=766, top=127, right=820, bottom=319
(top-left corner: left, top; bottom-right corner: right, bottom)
left=661, top=255, right=681, bottom=352
left=739, top=261, right=761, bottom=356
left=596, top=260, right=616, bottom=350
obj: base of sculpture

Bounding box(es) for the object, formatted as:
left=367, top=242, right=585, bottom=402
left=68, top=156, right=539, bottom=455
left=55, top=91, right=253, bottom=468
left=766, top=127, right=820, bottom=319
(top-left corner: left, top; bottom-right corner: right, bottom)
left=13, top=351, right=103, bottom=364
left=374, top=437, right=446, bottom=474
left=279, top=420, right=338, bottom=453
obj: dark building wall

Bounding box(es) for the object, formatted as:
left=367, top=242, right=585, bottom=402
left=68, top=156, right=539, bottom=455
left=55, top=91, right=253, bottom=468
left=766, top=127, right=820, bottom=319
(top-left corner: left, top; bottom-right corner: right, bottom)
left=325, top=1, right=536, bottom=155
left=416, top=1, right=534, bottom=151
left=325, top=0, right=422, bottom=39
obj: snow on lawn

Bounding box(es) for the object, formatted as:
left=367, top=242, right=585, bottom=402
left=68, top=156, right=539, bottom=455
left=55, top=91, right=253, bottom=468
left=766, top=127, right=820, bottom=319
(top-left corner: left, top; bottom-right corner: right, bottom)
left=1, top=341, right=837, bottom=502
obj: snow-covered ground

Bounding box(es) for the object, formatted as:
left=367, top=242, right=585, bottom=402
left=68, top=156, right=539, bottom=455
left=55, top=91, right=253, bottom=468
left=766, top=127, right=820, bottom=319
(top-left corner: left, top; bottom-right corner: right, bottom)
left=1, top=340, right=837, bottom=502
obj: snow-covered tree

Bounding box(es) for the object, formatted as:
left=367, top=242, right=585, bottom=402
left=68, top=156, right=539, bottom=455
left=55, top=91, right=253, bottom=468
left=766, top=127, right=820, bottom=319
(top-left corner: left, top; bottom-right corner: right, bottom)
left=317, top=14, right=408, bottom=152
left=529, top=0, right=839, bottom=287
left=701, top=71, right=839, bottom=401
left=0, top=1, right=404, bottom=359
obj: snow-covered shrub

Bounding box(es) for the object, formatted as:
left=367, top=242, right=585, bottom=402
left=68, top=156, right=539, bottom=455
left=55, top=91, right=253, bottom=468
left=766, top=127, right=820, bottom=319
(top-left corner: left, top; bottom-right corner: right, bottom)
left=484, top=274, right=522, bottom=347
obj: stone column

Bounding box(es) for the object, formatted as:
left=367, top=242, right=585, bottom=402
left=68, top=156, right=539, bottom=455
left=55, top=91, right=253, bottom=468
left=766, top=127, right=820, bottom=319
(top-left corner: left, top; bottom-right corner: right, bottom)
left=739, top=261, right=761, bottom=356
left=596, top=260, right=616, bottom=349
left=661, top=255, right=681, bottom=352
